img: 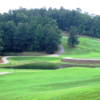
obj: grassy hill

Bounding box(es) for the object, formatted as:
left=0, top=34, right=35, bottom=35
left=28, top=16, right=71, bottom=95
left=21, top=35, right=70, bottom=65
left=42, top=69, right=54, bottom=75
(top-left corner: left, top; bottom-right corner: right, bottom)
left=1, top=35, right=100, bottom=100
left=0, top=67, right=100, bottom=100
left=61, top=35, right=100, bottom=59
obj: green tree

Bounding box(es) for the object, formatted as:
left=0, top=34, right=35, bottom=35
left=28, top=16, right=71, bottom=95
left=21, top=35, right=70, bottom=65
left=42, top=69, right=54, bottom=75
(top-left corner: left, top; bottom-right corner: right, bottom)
left=43, top=23, right=61, bottom=54
left=0, top=30, right=3, bottom=54
left=3, top=21, right=16, bottom=52
left=13, top=23, right=29, bottom=52
left=34, top=24, right=42, bottom=51
left=28, top=21, right=36, bottom=51
left=67, top=26, right=79, bottom=47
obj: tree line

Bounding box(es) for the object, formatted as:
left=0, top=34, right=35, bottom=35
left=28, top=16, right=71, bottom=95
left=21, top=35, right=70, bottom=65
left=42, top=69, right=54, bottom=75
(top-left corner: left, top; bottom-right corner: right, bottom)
left=0, top=7, right=100, bottom=54
left=0, top=8, right=61, bottom=54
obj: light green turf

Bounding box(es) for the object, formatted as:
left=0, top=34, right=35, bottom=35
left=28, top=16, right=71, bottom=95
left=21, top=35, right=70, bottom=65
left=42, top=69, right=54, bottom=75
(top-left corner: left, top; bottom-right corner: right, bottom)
left=1, top=35, right=100, bottom=68
left=0, top=67, right=100, bottom=100
left=61, top=36, right=100, bottom=59
left=1, top=35, right=100, bottom=100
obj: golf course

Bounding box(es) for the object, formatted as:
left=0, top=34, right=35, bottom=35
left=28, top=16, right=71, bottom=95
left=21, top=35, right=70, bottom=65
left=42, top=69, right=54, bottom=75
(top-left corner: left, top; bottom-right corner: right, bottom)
left=1, top=33, right=100, bottom=100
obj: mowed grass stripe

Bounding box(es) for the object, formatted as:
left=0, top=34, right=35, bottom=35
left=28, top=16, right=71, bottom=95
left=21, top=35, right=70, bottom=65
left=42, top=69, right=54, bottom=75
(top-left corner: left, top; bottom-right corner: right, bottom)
left=61, top=36, right=100, bottom=58
left=32, top=84, right=100, bottom=100
left=1, top=35, right=100, bottom=99
left=0, top=67, right=100, bottom=99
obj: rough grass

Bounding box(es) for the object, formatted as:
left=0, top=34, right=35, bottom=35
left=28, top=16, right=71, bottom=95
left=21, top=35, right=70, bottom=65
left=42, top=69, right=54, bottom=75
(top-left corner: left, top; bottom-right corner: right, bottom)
left=3, top=51, right=47, bottom=56
left=1, top=35, right=100, bottom=67
left=2, top=33, right=100, bottom=59
left=0, top=56, right=62, bottom=69
left=7, top=56, right=61, bottom=63
left=61, top=35, right=100, bottom=59
left=0, top=67, right=100, bottom=100
left=1, top=35, right=100, bottom=99
left=3, top=46, right=60, bottom=56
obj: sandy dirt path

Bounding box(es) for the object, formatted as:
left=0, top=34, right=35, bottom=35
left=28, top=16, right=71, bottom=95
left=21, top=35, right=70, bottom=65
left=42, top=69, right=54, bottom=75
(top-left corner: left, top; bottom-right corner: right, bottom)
left=0, top=72, right=12, bottom=75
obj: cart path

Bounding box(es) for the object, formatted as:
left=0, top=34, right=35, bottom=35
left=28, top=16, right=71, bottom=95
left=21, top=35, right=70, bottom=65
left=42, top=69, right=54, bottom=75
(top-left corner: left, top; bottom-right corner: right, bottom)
left=0, top=45, right=65, bottom=64
left=56, top=45, right=65, bottom=55
left=1, top=56, right=13, bottom=64
left=0, top=72, right=12, bottom=75
left=0, top=45, right=64, bottom=75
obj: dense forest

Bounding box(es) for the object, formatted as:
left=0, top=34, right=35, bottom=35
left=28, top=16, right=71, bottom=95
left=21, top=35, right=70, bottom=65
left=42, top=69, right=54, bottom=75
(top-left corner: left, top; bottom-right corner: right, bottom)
left=0, top=7, right=100, bottom=54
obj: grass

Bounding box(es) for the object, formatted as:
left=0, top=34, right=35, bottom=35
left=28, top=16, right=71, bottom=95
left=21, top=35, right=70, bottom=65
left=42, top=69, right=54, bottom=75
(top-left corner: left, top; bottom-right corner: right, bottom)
left=1, top=35, right=100, bottom=68
left=61, top=35, right=100, bottom=59
left=3, top=46, right=60, bottom=56
left=1, top=34, right=100, bottom=99
left=3, top=34, right=100, bottom=59
left=0, top=67, right=100, bottom=100
left=3, top=51, right=47, bottom=56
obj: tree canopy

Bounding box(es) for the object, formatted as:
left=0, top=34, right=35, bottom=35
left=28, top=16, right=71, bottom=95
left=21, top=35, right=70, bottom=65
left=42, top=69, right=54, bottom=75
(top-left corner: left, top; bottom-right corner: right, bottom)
left=1, top=10, right=61, bottom=54
left=67, top=26, right=79, bottom=47
left=0, top=7, right=100, bottom=54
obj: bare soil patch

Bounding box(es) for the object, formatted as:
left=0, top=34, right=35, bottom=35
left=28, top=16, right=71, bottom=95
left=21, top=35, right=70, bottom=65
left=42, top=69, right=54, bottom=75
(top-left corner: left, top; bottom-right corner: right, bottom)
left=0, top=59, right=4, bottom=63
left=61, top=31, right=69, bottom=35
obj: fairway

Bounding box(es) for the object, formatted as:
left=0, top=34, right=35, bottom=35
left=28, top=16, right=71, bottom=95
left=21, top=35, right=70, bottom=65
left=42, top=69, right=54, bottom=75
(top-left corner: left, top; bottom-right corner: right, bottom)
left=1, top=5, right=100, bottom=100
left=1, top=35, right=100, bottom=100
left=61, top=36, right=100, bottom=59
left=0, top=67, right=100, bottom=100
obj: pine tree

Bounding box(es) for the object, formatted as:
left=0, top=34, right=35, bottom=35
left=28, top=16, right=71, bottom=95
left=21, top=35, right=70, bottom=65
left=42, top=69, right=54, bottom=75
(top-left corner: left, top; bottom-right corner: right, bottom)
left=34, top=24, right=42, bottom=51
left=67, top=26, right=79, bottom=47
